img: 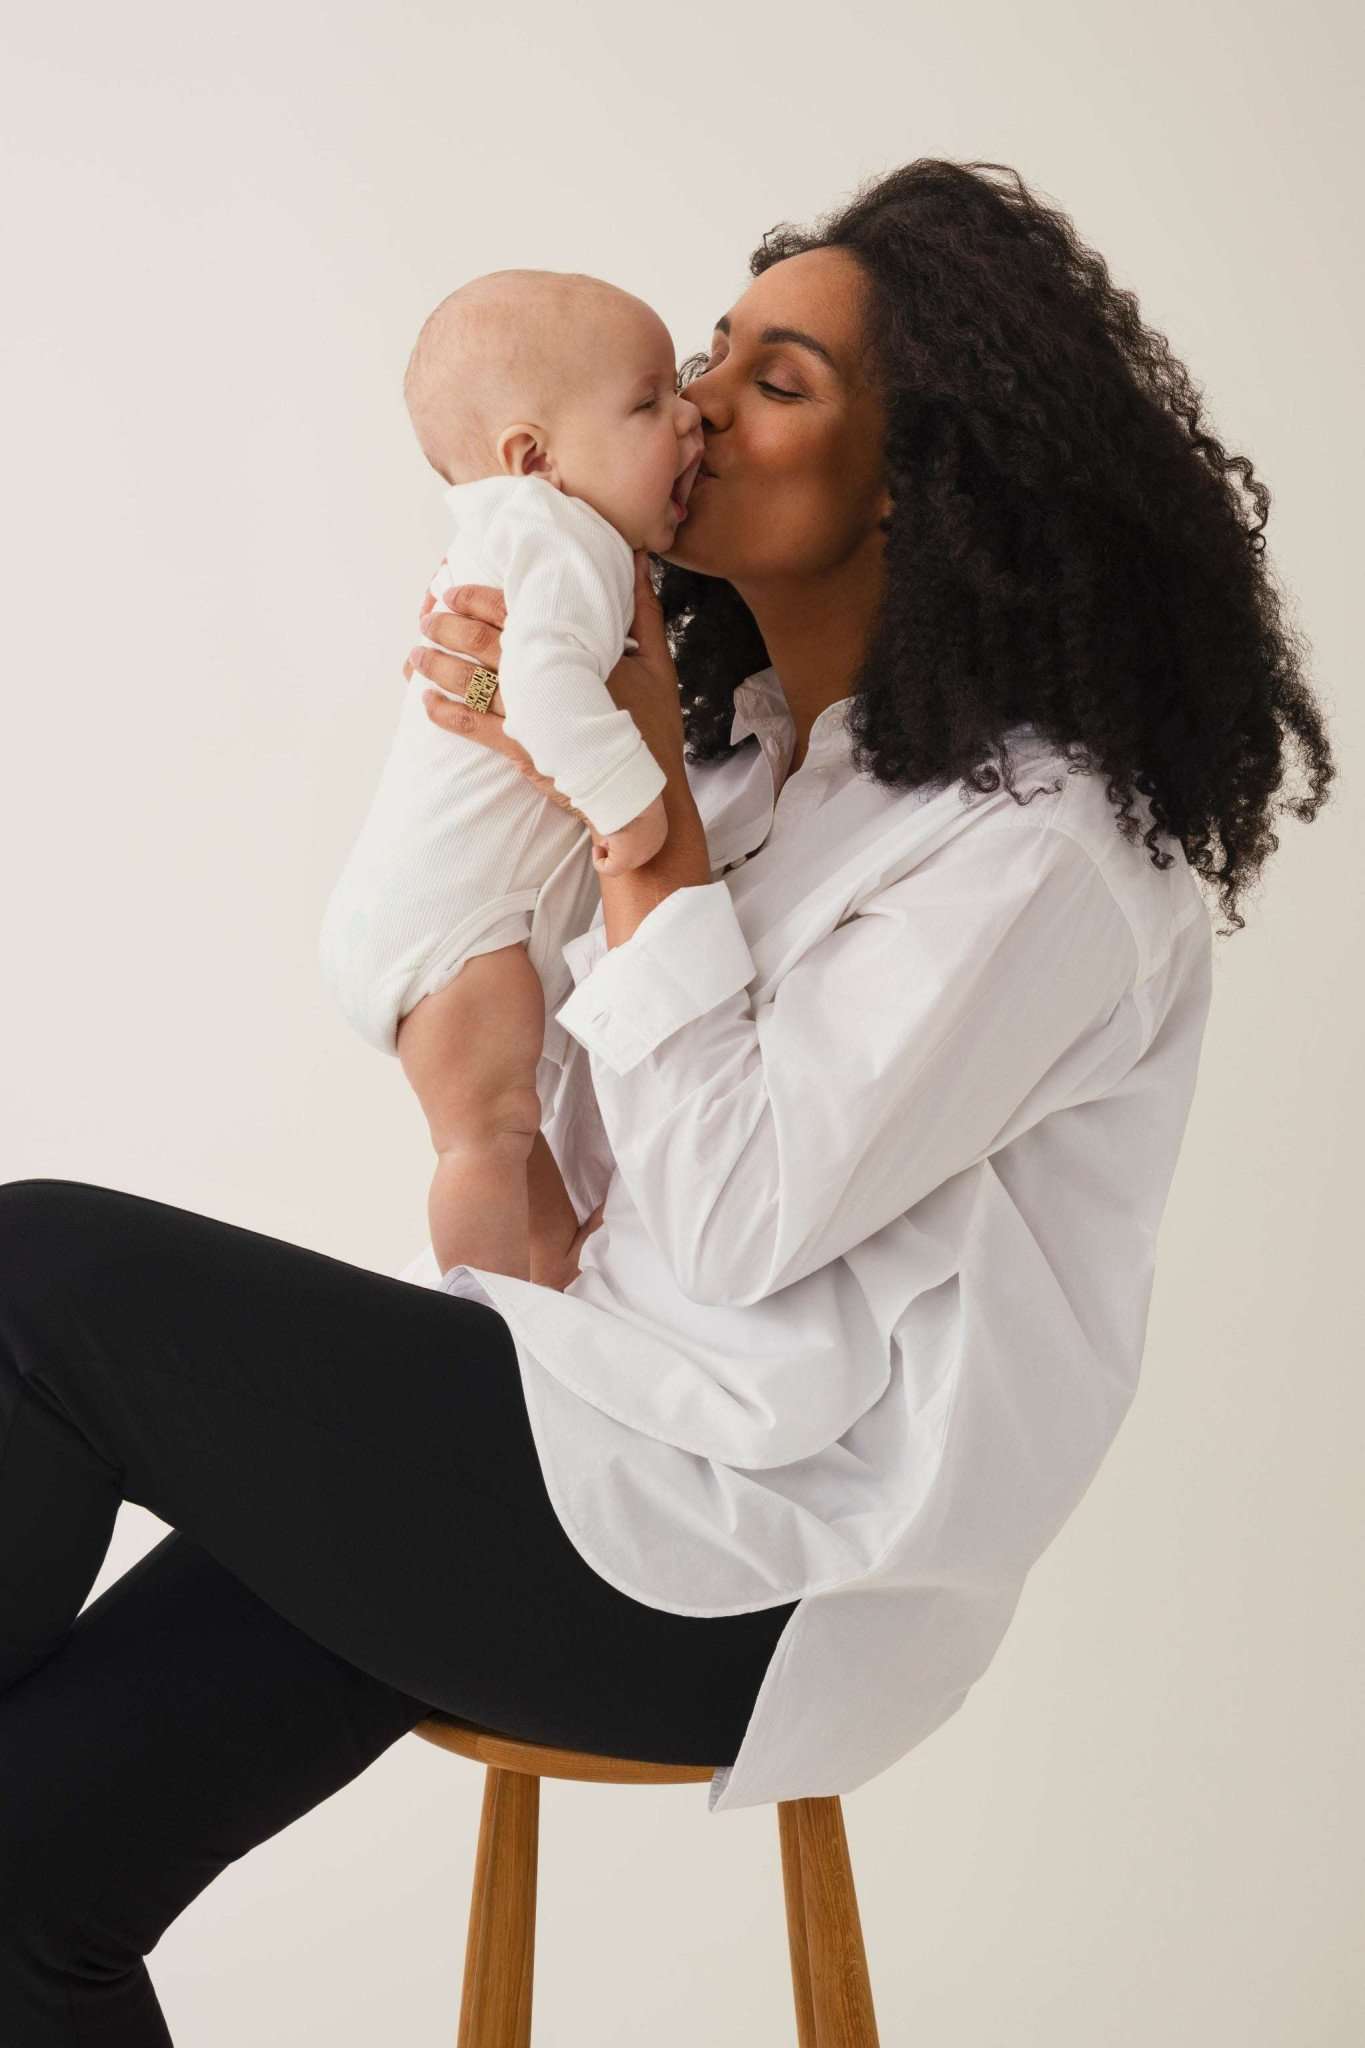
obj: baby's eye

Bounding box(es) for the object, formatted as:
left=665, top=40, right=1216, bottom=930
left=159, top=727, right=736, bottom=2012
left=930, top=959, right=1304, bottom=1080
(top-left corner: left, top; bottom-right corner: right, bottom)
left=634, top=397, right=659, bottom=411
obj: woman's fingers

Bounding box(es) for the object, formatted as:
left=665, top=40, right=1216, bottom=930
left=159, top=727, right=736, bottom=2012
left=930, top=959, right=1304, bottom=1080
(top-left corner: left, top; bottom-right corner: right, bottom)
left=405, top=579, right=506, bottom=682
left=414, top=559, right=446, bottom=633
left=403, top=584, right=438, bottom=681
left=408, top=640, right=498, bottom=702
left=447, top=582, right=508, bottom=630
left=425, top=603, right=503, bottom=664
left=421, top=686, right=520, bottom=759
left=418, top=583, right=507, bottom=643
left=406, top=584, right=505, bottom=687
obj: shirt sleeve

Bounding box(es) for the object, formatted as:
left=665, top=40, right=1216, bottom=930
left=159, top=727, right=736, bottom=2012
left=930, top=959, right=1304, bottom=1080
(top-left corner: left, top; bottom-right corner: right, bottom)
left=485, top=489, right=668, bottom=836
left=553, top=819, right=1139, bottom=1308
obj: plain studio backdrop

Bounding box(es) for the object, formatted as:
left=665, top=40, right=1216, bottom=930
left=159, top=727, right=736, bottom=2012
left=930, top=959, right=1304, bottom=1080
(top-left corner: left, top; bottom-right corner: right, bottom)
left=3, top=1, right=1361, bottom=2041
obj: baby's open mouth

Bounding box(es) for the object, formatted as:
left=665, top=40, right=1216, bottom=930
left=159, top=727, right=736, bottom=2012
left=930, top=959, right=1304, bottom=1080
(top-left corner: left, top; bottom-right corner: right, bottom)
left=670, top=451, right=704, bottom=517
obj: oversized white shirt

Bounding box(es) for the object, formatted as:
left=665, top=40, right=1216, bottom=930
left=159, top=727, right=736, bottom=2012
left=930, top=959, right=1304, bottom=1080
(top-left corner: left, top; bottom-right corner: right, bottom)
left=398, top=670, right=1215, bottom=1815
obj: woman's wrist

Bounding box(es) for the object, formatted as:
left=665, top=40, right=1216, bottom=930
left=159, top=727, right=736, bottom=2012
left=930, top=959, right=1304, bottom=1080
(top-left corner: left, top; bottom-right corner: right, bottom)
left=662, top=769, right=708, bottom=843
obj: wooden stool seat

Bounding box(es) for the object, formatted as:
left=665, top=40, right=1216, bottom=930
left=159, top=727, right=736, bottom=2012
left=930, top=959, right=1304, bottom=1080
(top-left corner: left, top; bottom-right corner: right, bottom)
left=412, top=1710, right=881, bottom=2046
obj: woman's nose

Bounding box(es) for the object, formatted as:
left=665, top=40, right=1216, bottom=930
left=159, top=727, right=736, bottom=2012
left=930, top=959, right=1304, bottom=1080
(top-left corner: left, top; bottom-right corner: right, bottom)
left=679, top=369, right=727, bottom=432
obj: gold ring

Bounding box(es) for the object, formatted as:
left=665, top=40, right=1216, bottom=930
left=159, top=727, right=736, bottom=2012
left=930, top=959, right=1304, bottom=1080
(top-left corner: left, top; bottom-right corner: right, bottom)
left=462, top=664, right=500, bottom=713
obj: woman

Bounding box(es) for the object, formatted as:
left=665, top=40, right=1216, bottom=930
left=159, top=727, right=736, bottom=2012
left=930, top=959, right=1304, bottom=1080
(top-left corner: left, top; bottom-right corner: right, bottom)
left=0, top=158, right=1335, bottom=2039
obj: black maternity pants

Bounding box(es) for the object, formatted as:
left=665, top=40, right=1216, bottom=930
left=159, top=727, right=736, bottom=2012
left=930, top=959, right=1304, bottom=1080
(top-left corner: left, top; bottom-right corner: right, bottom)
left=0, top=1178, right=798, bottom=2045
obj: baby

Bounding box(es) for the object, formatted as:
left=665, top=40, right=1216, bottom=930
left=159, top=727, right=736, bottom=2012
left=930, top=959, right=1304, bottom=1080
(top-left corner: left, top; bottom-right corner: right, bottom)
left=319, top=269, right=705, bottom=1289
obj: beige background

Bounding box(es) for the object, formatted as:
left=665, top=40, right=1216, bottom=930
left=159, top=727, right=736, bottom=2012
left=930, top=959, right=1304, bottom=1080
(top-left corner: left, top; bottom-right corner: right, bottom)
left=3, top=0, right=1361, bottom=2040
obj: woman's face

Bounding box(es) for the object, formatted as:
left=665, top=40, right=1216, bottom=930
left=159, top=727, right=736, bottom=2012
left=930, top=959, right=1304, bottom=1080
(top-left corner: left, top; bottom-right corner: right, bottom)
left=662, top=245, right=891, bottom=585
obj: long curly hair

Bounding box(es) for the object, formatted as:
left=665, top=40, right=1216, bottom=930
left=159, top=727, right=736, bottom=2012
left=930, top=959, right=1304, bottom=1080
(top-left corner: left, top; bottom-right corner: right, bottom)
left=659, top=158, right=1337, bottom=937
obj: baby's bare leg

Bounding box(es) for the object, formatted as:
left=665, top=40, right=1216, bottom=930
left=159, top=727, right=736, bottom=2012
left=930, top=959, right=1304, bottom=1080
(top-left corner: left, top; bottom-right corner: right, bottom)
left=525, top=1127, right=582, bottom=1287
left=396, top=944, right=555, bottom=1282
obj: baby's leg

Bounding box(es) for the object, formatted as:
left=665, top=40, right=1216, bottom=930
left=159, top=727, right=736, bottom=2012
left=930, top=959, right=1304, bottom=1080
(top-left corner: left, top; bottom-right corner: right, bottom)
left=396, top=943, right=566, bottom=1284
left=525, top=1128, right=583, bottom=1289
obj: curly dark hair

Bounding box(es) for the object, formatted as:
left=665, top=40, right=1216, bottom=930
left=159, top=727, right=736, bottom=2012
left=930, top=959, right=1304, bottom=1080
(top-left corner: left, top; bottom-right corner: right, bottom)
left=659, top=158, right=1337, bottom=937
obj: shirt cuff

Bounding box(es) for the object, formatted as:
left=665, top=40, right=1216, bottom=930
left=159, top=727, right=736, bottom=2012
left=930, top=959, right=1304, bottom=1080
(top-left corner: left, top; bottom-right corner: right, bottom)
left=573, top=737, right=669, bottom=838
left=554, top=881, right=756, bottom=1075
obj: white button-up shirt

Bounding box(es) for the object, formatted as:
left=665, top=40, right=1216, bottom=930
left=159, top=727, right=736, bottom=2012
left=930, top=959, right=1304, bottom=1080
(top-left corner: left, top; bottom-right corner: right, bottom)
left=398, top=668, right=1214, bottom=1815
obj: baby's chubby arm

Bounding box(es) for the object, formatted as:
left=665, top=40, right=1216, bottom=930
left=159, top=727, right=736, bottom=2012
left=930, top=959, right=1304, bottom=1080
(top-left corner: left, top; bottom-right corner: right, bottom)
left=417, top=572, right=664, bottom=872
left=417, top=583, right=668, bottom=873
left=480, top=486, right=670, bottom=843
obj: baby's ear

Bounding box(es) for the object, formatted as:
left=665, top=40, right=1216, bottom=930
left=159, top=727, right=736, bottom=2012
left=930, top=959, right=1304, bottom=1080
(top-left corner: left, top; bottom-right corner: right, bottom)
left=496, top=423, right=560, bottom=489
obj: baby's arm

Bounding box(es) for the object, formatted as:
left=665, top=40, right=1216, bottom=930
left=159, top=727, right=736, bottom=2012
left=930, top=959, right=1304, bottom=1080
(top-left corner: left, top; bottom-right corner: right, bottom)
left=484, top=488, right=669, bottom=849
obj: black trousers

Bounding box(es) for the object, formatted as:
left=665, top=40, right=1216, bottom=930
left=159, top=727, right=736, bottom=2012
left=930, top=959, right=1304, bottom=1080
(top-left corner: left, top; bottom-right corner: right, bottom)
left=0, top=1178, right=797, bottom=2044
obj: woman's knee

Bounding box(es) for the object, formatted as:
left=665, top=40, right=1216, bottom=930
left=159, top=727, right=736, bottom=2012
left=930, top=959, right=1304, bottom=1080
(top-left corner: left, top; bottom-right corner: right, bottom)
left=0, top=1177, right=119, bottom=1225
left=0, top=1179, right=124, bottom=1292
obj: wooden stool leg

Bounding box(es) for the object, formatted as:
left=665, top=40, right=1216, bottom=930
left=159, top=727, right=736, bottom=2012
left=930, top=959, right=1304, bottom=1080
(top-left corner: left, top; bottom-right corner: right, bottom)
left=778, top=1796, right=880, bottom=2048
left=778, top=1801, right=819, bottom=2047
left=456, top=1765, right=539, bottom=2048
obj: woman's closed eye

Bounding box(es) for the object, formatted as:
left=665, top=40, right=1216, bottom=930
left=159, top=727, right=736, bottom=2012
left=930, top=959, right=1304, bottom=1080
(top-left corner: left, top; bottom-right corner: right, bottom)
left=692, top=351, right=803, bottom=401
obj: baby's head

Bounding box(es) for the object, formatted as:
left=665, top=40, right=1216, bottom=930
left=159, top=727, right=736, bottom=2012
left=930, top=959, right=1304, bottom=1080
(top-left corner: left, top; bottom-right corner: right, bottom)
left=403, top=269, right=704, bottom=553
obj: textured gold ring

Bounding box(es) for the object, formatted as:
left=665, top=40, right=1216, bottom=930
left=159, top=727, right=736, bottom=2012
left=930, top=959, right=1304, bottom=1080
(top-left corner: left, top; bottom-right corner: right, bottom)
left=461, top=664, right=500, bottom=713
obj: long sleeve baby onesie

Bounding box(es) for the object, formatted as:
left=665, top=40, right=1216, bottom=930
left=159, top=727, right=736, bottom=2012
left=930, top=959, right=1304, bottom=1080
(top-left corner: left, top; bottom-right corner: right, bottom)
left=318, top=474, right=664, bottom=1058
left=430, top=473, right=666, bottom=837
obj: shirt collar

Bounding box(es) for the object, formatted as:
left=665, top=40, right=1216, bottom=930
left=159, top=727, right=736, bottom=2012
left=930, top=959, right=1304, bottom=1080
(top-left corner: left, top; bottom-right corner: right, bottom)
left=730, top=674, right=1045, bottom=765
left=729, top=667, right=853, bottom=755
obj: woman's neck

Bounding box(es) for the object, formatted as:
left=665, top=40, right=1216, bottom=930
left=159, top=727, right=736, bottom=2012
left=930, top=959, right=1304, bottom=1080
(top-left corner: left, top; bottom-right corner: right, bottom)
left=735, top=535, right=886, bottom=767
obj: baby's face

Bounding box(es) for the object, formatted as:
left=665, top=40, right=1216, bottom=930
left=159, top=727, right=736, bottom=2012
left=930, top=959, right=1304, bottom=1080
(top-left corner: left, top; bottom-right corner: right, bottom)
left=545, top=299, right=705, bottom=554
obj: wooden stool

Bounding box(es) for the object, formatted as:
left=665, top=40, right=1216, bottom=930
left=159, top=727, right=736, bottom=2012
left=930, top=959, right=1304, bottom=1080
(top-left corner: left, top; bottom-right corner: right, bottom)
left=412, top=1710, right=881, bottom=2046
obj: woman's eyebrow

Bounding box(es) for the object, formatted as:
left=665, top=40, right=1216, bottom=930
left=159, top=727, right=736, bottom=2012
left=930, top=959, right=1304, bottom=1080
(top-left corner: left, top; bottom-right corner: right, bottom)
left=712, top=312, right=840, bottom=375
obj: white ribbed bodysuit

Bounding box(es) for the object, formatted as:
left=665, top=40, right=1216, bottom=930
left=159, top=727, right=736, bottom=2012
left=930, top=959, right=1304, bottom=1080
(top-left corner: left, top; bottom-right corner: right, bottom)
left=318, top=474, right=665, bottom=1060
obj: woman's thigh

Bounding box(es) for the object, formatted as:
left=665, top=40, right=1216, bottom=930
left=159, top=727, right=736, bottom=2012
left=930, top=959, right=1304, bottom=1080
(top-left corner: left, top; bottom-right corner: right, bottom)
left=0, top=1177, right=795, bottom=1763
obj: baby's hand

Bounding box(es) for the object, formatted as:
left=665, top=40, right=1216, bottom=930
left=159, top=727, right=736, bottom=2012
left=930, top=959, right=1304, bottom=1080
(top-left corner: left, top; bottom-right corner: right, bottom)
left=589, top=792, right=670, bottom=876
